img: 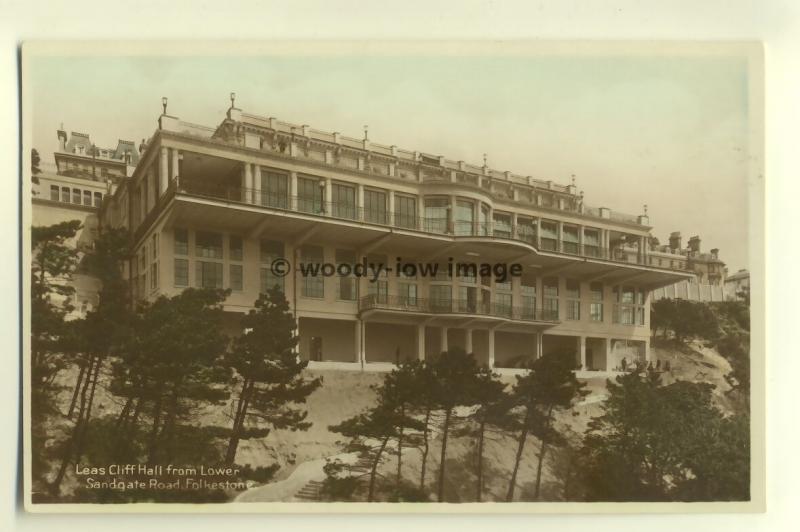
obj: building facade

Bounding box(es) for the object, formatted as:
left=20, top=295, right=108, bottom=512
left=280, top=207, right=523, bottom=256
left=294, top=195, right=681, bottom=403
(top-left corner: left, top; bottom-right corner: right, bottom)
left=99, top=104, right=693, bottom=375
left=649, top=231, right=729, bottom=302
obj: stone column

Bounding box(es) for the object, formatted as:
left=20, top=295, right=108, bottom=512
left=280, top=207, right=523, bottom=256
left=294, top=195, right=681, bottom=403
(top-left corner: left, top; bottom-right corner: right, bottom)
left=417, top=324, right=426, bottom=361
left=243, top=163, right=253, bottom=203
left=604, top=337, right=612, bottom=371
left=325, top=177, right=333, bottom=213
left=578, top=225, right=585, bottom=256
left=557, top=221, right=563, bottom=252
left=355, top=320, right=362, bottom=364
left=465, top=328, right=473, bottom=354
left=159, top=147, right=169, bottom=196
left=440, top=326, right=449, bottom=353
left=536, top=332, right=543, bottom=359
left=170, top=148, right=180, bottom=183
left=578, top=336, right=587, bottom=371
left=388, top=190, right=395, bottom=227
left=357, top=184, right=365, bottom=221
left=289, top=171, right=298, bottom=210
left=487, top=328, right=496, bottom=368
left=253, top=164, right=262, bottom=205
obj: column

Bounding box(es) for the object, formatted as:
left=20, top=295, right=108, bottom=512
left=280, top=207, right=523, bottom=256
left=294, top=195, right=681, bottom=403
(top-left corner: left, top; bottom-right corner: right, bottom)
left=158, top=147, right=168, bottom=195
left=417, top=324, right=426, bottom=361
left=487, top=328, right=495, bottom=368
left=536, top=332, right=543, bottom=359
left=511, top=212, right=518, bottom=239
left=290, top=171, right=298, bottom=210
left=170, top=148, right=180, bottom=183
left=354, top=321, right=362, bottom=364
left=603, top=337, right=611, bottom=372
left=253, top=164, right=262, bottom=205
left=243, top=163, right=253, bottom=203
left=325, top=177, right=333, bottom=213
left=465, top=328, right=473, bottom=354
left=357, top=184, right=365, bottom=221
left=419, top=195, right=426, bottom=231
left=535, top=217, right=541, bottom=248
left=578, top=336, right=586, bottom=371
left=388, top=190, right=395, bottom=227
left=578, top=225, right=585, bottom=256
left=440, top=326, right=449, bottom=353
left=557, top=221, right=563, bottom=252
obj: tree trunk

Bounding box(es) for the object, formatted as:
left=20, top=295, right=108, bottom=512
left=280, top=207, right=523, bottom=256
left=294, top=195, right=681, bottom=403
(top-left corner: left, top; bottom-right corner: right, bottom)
left=476, top=419, right=486, bottom=502
left=436, top=407, right=452, bottom=502
left=506, top=409, right=531, bottom=502
left=225, top=379, right=252, bottom=465
left=368, top=436, right=390, bottom=502
left=396, top=403, right=404, bottom=486
left=147, top=393, right=164, bottom=466
left=533, top=406, right=554, bottom=500
left=419, top=406, right=431, bottom=490
left=67, top=360, right=87, bottom=418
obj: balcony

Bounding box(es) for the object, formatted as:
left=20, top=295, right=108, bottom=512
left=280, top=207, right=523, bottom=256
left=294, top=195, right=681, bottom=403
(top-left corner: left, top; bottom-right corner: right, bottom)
left=176, top=180, right=688, bottom=272
left=359, top=294, right=559, bottom=323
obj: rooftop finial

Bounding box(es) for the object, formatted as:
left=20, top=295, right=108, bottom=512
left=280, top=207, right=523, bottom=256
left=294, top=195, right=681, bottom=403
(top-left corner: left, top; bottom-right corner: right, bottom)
left=483, top=153, right=488, bottom=167
left=644, top=204, right=648, bottom=215
left=230, top=92, right=236, bottom=109
left=364, top=125, right=369, bottom=141
left=571, top=174, right=576, bottom=186
left=161, top=96, right=168, bottom=115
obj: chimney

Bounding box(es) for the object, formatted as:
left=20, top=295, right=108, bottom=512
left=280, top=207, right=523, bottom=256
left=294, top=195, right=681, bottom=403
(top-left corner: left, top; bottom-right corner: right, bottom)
left=669, top=231, right=682, bottom=251
left=710, top=248, right=719, bottom=260
left=688, top=235, right=701, bottom=253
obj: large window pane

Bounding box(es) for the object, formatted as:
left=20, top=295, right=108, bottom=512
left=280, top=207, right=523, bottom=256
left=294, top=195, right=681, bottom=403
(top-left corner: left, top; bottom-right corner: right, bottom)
left=364, top=189, right=387, bottom=224
left=196, top=231, right=223, bottom=259
left=332, top=183, right=356, bottom=220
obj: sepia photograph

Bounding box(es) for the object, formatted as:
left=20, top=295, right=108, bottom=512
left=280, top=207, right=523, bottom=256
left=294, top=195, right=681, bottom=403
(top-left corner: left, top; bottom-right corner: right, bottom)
left=21, top=41, right=764, bottom=512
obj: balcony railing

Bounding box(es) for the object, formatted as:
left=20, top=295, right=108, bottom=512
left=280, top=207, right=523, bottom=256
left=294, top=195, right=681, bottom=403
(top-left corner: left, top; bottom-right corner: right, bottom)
left=359, top=294, right=560, bottom=322
left=177, top=181, right=688, bottom=271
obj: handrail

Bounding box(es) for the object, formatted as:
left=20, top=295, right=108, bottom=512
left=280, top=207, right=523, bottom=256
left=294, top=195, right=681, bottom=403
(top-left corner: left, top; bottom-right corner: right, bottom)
left=359, top=294, right=560, bottom=322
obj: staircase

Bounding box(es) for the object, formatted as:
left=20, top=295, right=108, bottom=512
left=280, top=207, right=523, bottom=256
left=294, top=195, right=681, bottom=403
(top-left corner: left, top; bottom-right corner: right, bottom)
left=294, top=480, right=325, bottom=501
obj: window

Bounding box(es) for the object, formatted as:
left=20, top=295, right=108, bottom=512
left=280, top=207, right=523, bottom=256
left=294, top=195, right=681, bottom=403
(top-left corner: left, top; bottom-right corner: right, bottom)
left=562, top=225, right=580, bottom=254
left=150, top=262, right=159, bottom=290
left=521, top=274, right=537, bottom=319
left=517, top=217, right=536, bottom=244
left=430, top=285, right=452, bottom=312
left=93, top=191, right=102, bottom=206
left=540, top=220, right=558, bottom=251
left=367, top=279, right=388, bottom=303
left=565, top=279, right=580, bottom=320
left=332, top=183, right=357, bottom=220
left=301, top=245, right=324, bottom=298
left=174, top=229, right=189, bottom=255
left=394, top=195, right=417, bottom=229
left=262, top=170, right=288, bottom=208
left=454, top=199, right=474, bottom=235
left=492, top=212, right=512, bottom=238
left=196, top=261, right=223, bottom=289
left=61, top=187, right=70, bottom=203
left=336, top=249, right=356, bottom=300
left=495, top=292, right=512, bottom=317
left=424, top=197, right=449, bottom=233
left=589, top=282, right=604, bottom=322
left=50, top=185, right=59, bottom=201
left=174, top=258, right=189, bottom=287
left=364, top=189, right=387, bottom=224
left=584, top=229, right=600, bottom=257
left=229, top=264, right=243, bottom=291
left=297, top=176, right=323, bottom=214
left=196, top=231, right=223, bottom=259
left=543, top=277, right=559, bottom=318
left=83, top=190, right=92, bottom=206
left=72, top=188, right=81, bottom=204
left=229, top=236, right=243, bottom=261
left=398, top=282, right=418, bottom=306
left=260, top=240, right=284, bottom=293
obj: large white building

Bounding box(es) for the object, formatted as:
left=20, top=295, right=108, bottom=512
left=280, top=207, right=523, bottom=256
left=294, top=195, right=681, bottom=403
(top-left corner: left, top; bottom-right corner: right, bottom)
left=93, top=101, right=695, bottom=375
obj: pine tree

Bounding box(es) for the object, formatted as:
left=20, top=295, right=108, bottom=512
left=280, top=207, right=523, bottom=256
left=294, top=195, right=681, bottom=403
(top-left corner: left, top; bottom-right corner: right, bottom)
left=506, top=351, right=587, bottom=501
left=224, top=287, right=322, bottom=465
left=468, top=366, right=509, bottom=502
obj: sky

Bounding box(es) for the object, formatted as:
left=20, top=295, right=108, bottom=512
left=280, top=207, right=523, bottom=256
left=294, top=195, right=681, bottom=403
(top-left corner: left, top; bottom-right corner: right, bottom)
left=26, top=49, right=754, bottom=271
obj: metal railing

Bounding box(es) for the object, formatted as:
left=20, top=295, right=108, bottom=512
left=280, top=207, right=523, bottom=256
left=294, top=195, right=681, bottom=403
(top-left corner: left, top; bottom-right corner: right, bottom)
left=176, top=181, right=687, bottom=270
left=359, top=294, right=560, bottom=322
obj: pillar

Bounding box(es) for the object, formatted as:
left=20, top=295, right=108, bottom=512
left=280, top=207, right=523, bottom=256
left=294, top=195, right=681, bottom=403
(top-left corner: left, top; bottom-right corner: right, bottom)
left=536, top=332, right=543, bottom=359
left=170, top=148, right=180, bottom=183
left=357, top=184, right=365, bottom=221
left=253, top=164, right=262, bottom=205
left=417, top=324, right=426, bottom=361
left=604, top=337, right=611, bottom=372
left=578, top=336, right=586, bottom=371
left=440, top=326, right=449, bottom=353
left=325, top=177, right=333, bottom=212
left=355, top=320, right=363, bottom=365
left=465, top=328, right=473, bottom=354
left=578, top=225, right=585, bottom=256
left=243, top=163, right=253, bottom=203
left=158, top=146, right=168, bottom=195
left=557, top=221, right=563, bottom=252
left=511, top=212, right=518, bottom=239
left=535, top=217, right=542, bottom=248
left=487, top=328, right=495, bottom=368
left=388, top=190, right=395, bottom=227
left=290, top=171, right=298, bottom=210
